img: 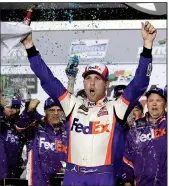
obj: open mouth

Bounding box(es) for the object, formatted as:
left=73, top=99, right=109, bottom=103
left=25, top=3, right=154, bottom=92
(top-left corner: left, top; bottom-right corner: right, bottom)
left=90, top=89, right=95, bottom=97
left=152, top=108, right=158, bottom=111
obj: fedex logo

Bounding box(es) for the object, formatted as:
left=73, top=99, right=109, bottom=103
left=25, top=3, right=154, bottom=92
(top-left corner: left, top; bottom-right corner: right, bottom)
left=88, top=102, right=96, bottom=107
left=6, top=130, right=19, bottom=144
left=137, top=128, right=166, bottom=142
left=39, top=137, right=67, bottom=153
left=88, top=66, right=101, bottom=71
left=71, top=118, right=110, bottom=134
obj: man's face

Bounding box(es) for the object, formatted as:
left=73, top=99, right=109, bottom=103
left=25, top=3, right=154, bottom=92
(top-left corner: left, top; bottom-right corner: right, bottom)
left=147, top=93, right=166, bottom=120
left=3, top=107, right=12, bottom=117
left=0, top=94, right=10, bottom=107
left=3, top=107, right=19, bottom=117
left=11, top=108, right=19, bottom=115
left=132, top=106, right=143, bottom=120
left=83, top=74, right=109, bottom=102
left=45, top=105, right=64, bottom=125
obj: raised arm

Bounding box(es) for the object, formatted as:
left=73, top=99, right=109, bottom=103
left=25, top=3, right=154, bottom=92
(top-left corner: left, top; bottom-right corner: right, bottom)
left=22, top=35, right=76, bottom=117
left=114, top=21, right=157, bottom=120
left=15, top=99, right=41, bottom=128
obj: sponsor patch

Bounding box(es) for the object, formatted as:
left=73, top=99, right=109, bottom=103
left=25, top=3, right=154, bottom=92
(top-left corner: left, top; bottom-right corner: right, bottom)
left=97, top=106, right=108, bottom=117
left=136, top=128, right=166, bottom=142
left=78, top=104, right=89, bottom=112
left=88, top=102, right=96, bottom=107
left=146, top=63, right=152, bottom=76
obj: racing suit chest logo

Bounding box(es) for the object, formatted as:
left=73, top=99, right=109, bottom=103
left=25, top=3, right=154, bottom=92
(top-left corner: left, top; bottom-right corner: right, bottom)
left=39, top=137, right=67, bottom=153
left=137, top=128, right=166, bottom=142
left=71, top=118, right=110, bottom=134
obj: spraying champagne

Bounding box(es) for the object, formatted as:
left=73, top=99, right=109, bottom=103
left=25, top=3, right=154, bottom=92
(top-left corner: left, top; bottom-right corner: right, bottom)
left=23, top=4, right=38, bottom=25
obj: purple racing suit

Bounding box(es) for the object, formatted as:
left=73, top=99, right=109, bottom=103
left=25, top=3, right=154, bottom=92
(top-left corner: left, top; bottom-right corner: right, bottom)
left=0, top=112, right=26, bottom=178
left=0, top=106, right=42, bottom=178
left=122, top=114, right=167, bottom=186
left=0, top=136, right=8, bottom=178
left=26, top=46, right=152, bottom=186
left=0, top=106, right=8, bottom=178
left=24, top=120, right=68, bottom=186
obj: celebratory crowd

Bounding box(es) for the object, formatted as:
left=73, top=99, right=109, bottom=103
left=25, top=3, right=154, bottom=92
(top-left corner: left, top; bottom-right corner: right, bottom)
left=0, top=21, right=167, bottom=186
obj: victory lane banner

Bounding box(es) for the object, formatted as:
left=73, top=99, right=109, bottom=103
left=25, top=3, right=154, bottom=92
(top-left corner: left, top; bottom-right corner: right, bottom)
left=0, top=74, right=38, bottom=94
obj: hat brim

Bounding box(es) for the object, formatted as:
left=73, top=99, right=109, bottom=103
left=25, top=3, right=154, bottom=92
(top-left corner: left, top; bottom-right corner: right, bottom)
left=44, top=102, right=62, bottom=110
left=145, top=90, right=167, bottom=101
left=82, top=70, right=108, bottom=80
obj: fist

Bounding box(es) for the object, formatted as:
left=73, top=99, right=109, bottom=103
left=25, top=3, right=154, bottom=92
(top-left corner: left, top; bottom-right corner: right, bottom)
left=141, top=21, right=157, bottom=47
left=143, top=21, right=156, bottom=34
left=28, top=99, right=40, bottom=111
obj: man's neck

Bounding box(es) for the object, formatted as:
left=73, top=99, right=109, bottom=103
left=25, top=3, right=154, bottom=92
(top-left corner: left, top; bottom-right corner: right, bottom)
left=88, top=95, right=106, bottom=103
left=148, top=112, right=166, bottom=124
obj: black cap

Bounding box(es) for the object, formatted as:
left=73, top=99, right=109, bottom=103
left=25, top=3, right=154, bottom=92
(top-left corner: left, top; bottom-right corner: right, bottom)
left=145, top=87, right=167, bottom=101
left=44, top=97, right=62, bottom=110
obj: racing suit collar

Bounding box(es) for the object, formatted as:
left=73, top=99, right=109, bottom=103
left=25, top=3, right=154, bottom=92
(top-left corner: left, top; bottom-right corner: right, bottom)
left=145, top=112, right=166, bottom=125
left=87, top=96, right=108, bottom=107
left=45, top=120, right=64, bottom=134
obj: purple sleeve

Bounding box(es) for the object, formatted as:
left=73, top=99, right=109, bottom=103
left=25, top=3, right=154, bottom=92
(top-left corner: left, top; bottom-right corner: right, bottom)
left=114, top=55, right=152, bottom=120
left=121, top=132, right=135, bottom=182
left=122, top=55, right=152, bottom=111
left=28, top=54, right=76, bottom=117
left=16, top=109, right=43, bottom=129
left=29, top=54, right=66, bottom=100
left=0, top=137, right=8, bottom=178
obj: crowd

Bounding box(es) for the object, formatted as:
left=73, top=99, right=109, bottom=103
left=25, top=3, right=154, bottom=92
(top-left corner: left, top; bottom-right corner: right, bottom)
left=0, top=21, right=167, bottom=186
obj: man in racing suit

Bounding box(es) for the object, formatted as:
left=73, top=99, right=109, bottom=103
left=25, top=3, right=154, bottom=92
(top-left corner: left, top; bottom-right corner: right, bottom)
left=121, top=87, right=167, bottom=186
left=0, top=95, right=42, bottom=179
left=22, top=21, right=156, bottom=186
left=23, top=97, right=68, bottom=186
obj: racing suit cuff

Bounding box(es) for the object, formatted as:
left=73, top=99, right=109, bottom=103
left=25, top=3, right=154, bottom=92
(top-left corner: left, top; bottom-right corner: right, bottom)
left=140, top=47, right=152, bottom=58
left=26, top=45, right=39, bottom=58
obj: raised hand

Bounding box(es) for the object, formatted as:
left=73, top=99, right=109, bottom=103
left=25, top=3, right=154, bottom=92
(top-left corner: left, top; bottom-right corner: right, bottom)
left=141, top=21, right=157, bottom=49
left=28, top=99, right=40, bottom=112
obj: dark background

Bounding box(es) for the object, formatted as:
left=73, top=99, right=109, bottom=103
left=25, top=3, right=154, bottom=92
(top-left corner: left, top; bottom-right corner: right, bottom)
left=0, top=2, right=167, bottom=21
